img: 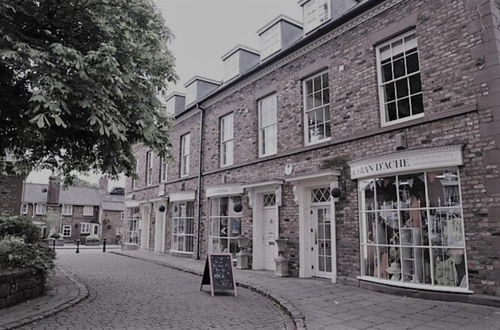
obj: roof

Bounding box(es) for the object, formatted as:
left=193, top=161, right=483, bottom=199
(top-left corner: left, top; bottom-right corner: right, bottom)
left=165, top=92, right=186, bottom=102
left=59, top=186, right=102, bottom=205
left=256, top=14, right=303, bottom=35
left=23, top=183, right=48, bottom=203
left=221, top=44, right=260, bottom=61
left=183, top=76, right=222, bottom=88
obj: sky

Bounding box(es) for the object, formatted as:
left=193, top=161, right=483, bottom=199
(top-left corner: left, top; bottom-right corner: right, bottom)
left=26, top=0, right=303, bottom=187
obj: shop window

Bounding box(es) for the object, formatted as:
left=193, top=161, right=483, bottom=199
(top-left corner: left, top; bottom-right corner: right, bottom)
left=208, top=196, right=242, bottom=258
left=358, top=168, right=467, bottom=290
left=126, top=207, right=140, bottom=244
left=180, top=133, right=191, bottom=177
left=258, top=94, right=277, bottom=157
left=171, top=201, right=194, bottom=253
left=377, top=30, right=423, bottom=126
left=303, top=71, right=331, bottom=145
left=220, top=113, right=234, bottom=167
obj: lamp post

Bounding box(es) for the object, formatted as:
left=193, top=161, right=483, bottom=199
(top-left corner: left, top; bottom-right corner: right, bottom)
left=76, top=239, right=80, bottom=254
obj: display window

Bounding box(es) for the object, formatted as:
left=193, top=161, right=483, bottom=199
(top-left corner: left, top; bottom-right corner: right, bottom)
left=358, top=168, right=468, bottom=290
left=171, top=201, right=194, bottom=253
left=208, top=196, right=242, bottom=258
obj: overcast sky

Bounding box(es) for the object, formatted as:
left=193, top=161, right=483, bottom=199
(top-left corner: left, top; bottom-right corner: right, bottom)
left=27, top=0, right=303, bottom=187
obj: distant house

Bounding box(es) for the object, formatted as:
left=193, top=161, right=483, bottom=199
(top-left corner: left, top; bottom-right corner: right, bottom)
left=22, top=176, right=124, bottom=243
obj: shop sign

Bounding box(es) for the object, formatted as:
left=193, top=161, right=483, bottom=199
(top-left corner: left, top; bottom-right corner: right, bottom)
left=205, top=184, right=243, bottom=198
left=169, top=191, right=196, bottom=202
left=349, top=145, right=463, bottom=179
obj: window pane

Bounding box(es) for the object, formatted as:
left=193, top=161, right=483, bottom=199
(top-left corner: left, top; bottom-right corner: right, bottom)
left=396, top=78, right=409, bottom=99
left=409, top=74, right=422, bottom=94
left=362, top=244, right=377, bottom=277
left=406, top=52, right=419, bottom=74
left=427, top=170, right=461, bottom=207
left=401, top=210, right=429, bottom=245
left=375, top=177, right=397, bottom=209
left=322, top=73, right=329, bottom=88
left=397, top=98, right=411, bottom=118
left=359, top=180, right=375, bottom=211
left=398, top=173, right=426, bottom=208
left=393, top=57, right=405, bottom=79
left=433, top=248, right=467, bottom=287
left=429, top=208, right=464, bottom=247
left=323, top=89, right=330, bottom=104
left=313, top=92, right=322, bottom=108
left=306, top=94, right=313, bottom=110
left=377, top=211, right=399, bottom=245
left=402, top=247, right=431, bottom=284
left=411, top=94, right=424, bottom=115
left=305, top=80, right=313, bottom=94
left=382, top=63, right=393, bottom=82
left=386, top=102, right=397, bottom=121
left=313, top=76, right=321, bottom=91
left=384, top=83, right=396, bottom=102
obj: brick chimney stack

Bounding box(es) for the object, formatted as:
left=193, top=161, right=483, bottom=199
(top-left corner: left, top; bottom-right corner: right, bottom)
left=99, top=176, right=108, bottom=192
left=47, top=176, right=60, bottom=205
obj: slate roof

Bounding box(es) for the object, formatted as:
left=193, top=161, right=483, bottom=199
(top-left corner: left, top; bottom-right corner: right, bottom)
left=23, top=183, right=48, bottom=203
left=59, top=186, right=102, bottom=206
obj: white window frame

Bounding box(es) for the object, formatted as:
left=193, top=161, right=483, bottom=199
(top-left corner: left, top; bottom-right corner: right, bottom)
left=180, top=133, right=191, bottom=177
left=303, top=71, right=331, bottom=146
left=258, top=94, right=278, bottom=157
left=376, top=30, right=423, bottom=127
left=21, top=204, right=28, bottom=215
left=171, top=201, right=195, bottom=254
left=62, top=225, right=72, bottom=237
left=35, top=203, right=46, bottom=215
left=146, top=151, right=153, bottom=186
left=224, top=52, right=240, bottom=81
left=208, top=196, right=243, bottom=258
left=116, top=227, right=123, bottom=235
left=303, top=0, right=331, bottom=34
left=165, top=98, right=176, bottom=116
left=185, top=83, right=196, bottom=105
left=62, top=204, right=73, bottom=216
left=83, top=206, right=94, bottom=216
left=159, top=156, right=168, bottom=183
left=80, top=222, right=91, bottom=234
left=220, top=113, right=234, bottom=167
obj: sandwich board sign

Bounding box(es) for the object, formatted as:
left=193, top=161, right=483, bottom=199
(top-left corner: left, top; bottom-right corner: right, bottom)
left=200, top=253, right=237, bottom=297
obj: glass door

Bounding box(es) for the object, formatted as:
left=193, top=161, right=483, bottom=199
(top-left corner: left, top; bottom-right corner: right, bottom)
left=313, top=206, right=332, bottom=278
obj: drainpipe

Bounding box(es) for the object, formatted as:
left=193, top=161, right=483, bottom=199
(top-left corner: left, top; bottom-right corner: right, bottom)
left=195, top=103, right=205, bottom=260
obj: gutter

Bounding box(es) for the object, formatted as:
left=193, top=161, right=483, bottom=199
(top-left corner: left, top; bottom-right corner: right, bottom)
left=195, top=103, right=205, bottom=260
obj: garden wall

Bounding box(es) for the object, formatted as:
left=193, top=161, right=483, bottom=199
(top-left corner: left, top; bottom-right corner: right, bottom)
left=0, top=268, right=45, bottom=309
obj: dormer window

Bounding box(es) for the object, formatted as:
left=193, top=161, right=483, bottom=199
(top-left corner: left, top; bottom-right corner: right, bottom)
left=184, top=77, right=221, bottom=107
left=302, top=0, right=331, bottom=34
left=257, top=15, right=303, bottom=61
left=221, top=45, right=260, bottom=82
left=165, top=92, right=186, bottom=116
left=185, top=83, right=197, bottom=106
left=165, top=98, right=175, bottom=116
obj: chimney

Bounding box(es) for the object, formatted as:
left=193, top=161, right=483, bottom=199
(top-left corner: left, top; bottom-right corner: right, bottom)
left=184, top=76, right=221, bottom=107
left=221, top=45, right=260, bottom=82
left=257, top=15, right=303, bottom=61
left=99, top=176, right=109, bottom=192
left=165, top=92, right=186, bottom=116
left=47, top=176, right=60, bottom=205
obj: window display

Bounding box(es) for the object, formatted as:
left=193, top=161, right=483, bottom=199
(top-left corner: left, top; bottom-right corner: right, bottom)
left=208, top=196, right=242, bottom=258
left=171, top=201, right=194, bottom=253
left=359, top=168, right=467, bottom=290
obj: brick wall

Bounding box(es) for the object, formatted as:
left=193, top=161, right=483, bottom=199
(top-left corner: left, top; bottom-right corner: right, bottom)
left=125, top=0, right=500, bottom=296
left=101, top=210, right=123, bottom=244
left=0, top=175, right=24, bottom=216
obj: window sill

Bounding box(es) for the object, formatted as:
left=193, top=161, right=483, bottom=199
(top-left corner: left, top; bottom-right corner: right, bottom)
left=381, top=113, right=424, bottom=127
left=305, top=137, right=331, bottom=147
left=356, top=276, right=473, bottom=293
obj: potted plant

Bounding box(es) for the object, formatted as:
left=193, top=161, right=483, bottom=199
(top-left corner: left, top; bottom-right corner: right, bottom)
left=48, top=232, right=64, bottom=246
left=85, top=235, right=100, bottom=246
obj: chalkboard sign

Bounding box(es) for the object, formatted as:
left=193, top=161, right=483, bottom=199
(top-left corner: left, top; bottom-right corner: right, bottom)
left=200, top=253, right=237, bottom=296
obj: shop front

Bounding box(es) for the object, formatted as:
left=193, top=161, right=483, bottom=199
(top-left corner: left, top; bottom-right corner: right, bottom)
left=169, top=191, right=196, bottom=255
left=349, top=145, right=470, bottom=293
left=206, top=184, right=244, bottom=259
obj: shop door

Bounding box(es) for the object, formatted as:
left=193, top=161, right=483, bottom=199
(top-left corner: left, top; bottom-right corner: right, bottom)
left=311, top=206, right=332, bottom=278
left=262, top=207, right=276, bottom=270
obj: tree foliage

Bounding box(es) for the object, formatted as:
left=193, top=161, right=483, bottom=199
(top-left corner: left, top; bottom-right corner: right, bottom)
left=0, top=0, right=177, bottom=179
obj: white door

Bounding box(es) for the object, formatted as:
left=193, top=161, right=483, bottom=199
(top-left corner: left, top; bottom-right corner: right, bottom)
left=91, top=224, right=99, bottom=237
left=311, top=206, right=332, bottom=278
left=262, top=207, right=277, bottom=270
left=154, top=210, right=164, bottom=253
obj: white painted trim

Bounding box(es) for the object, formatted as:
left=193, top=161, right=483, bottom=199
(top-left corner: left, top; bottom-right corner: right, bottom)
left=221, top=44, right=260, bottom=60
left=205, top=184, right=243, bottom=198
left=169, top=191, right=196, bottom=202
left=125, top=200, right=139, bottom=207
left=285, top=170, right=340, bottom=183
left=257, top=14, right=303, bottom=35
left=243, top=180, right=284, bottom=189
left=357, top=276, right=473, bottom=293
left=184, top=75, right=222, bottom=88
left=348, top=145, right=463, bottom=179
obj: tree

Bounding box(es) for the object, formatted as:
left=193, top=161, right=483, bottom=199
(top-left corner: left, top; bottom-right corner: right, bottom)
left=0, top=0, right=177, bottom=180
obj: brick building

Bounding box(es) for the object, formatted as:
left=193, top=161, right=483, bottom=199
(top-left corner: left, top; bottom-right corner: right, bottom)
left=125, top=0, right=500, bottom=301
left=0, top=174, right=25, bottom=216
left=23, top=176, right=124, bottom=243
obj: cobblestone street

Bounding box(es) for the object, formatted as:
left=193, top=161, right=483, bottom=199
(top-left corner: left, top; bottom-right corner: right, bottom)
left=19, top=250, right=291, bottom=330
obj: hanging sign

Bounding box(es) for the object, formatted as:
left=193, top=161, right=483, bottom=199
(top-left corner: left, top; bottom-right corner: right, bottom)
left=349, top=145, right=463, bottom=179
left=200, top=253, right=237, bottom=296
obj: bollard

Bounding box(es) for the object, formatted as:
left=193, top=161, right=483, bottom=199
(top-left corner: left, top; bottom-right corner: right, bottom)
left=76, top=239, right=80, bottom=254
left=103, top=238, right=106, bottom=253
left=52, top=239, right=56, bottom=251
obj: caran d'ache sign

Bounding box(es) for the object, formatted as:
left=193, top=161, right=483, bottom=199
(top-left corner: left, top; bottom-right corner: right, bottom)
left=200, top=253, right=237, bottom=297
left=348, top=145, right=463, bottom=180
